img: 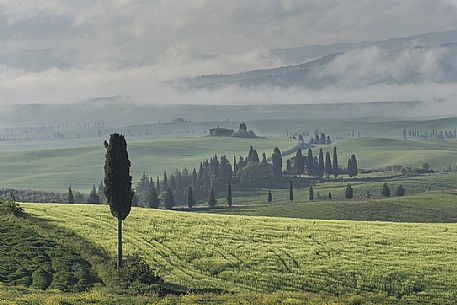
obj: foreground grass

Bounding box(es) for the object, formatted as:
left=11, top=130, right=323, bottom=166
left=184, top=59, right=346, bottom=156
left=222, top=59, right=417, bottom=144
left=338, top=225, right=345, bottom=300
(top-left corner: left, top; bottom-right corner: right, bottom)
left=0, top=285, right=409, bottom=305
left=23, top=203, right=457, bottom=302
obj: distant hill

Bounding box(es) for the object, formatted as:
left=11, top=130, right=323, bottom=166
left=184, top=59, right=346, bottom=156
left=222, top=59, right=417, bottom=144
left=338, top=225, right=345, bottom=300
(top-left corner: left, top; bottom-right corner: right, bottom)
left=271, top=29, right=457, bottom=64
left=184, top=44, right=457, bottom=89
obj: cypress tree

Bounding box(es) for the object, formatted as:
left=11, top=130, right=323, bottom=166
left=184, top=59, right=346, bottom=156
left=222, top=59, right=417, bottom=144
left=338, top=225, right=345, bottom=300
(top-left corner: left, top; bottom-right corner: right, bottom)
left=345, top=184, right=354, bottom=199
left=324, top=151, right=332, bottom=178
left=163, top=188, right=174, bottom=209
left=318, top=148, right=324, bottom=178
left=289, top=181, right=294, bottom=202
left=267, top=189, right=272, bottom=202
left=296, top=149, right=304, bottom=176
left=382, top=183, right=391, bottom=197
left=351, top=154, right=358, bottom=177
left=262, top=152, right=267, bottom=165
left=147, top=183, right=160, bottom=209
left=328, top=192, right=332, bottom=200
left=208, top=188, right=217, bottom=209
left=192, top=168, right=198, bottom=189
left=68, top=186, right=74, bottom=204
left=309, top=186, right=314, bottom=201
left=333, top=147, right=339, bottom=178
left=227, top=181, right=232, bottom=208
left=307, top=149, right=314, bottom=177
left=156, top=177, right=161, bottom=193
left=88, top=184, right=100, bottom=204
left=103, top=133, right=133, bottom=269
left=163, top=171, right=168, bottom=191
left=348, top=159, right=353, bottom=178
left=272, top=147, right=283, bottom=177
left=286, top=159, right=292, bottom=173
left=395, top=185, right=406, bottom=197
left=187, top=186, right=194, bottom=209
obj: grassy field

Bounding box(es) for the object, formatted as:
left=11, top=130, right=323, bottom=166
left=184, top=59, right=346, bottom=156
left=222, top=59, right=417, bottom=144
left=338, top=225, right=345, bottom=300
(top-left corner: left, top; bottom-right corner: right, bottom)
left=21, top=203, right=457, bottom=303
left=1, top=135, right=456, bottom=194
left=0, top=136, right=293, bottom=192
left=206, top=191, right=457, bottom=223
left=312, top=137, right=457, bottom=170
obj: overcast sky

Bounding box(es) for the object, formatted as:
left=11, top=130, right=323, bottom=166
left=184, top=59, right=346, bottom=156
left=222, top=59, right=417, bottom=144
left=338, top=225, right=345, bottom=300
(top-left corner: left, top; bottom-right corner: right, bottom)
left=0, top=0, right=457, bottom=104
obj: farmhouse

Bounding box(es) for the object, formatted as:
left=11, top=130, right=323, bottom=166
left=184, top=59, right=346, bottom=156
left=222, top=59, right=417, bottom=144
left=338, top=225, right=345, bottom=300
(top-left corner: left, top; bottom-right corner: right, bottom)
left=209, top=126, right=235, bottom=137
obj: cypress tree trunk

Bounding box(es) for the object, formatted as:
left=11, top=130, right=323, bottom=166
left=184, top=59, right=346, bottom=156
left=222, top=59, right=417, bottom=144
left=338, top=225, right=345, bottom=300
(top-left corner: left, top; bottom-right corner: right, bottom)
left=118, top=215, right=122, bottom=269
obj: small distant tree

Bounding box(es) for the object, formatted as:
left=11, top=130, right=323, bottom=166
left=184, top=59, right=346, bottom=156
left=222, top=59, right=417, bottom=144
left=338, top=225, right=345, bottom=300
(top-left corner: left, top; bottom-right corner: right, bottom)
left=345, top=184, right=354, bottom=199
left=395, top=185, right=406, bottom=197
left=272, top=147, right=283, bottom=177
left=163, top=188, right=174, bottom=210
left=289, top=181, right=294, bottom=202
left=88, top=184, right=100, bottom=204
left=68, top=186, right=75, bottom=204
left=226, top=181, right=233, bottom=208
left=332, top=147, right=339, bottom=178
left=350, top=154, right=358, bottom=177
left=328, top=192, right=332, bottom=200
left=147, top=184, right=160, bottom=209
left=267, top=189, right=272, bottom=202
left=309, top=186, right=314, bottom=201
left=187, top=186, right=195, bottom=209
left=208, top=188, right=217, bottom=209
left=382, top=183, right=391, bottom=197
left=318, top=149, right=324, bottom=178
left=324, top=151, right=333, bottom=178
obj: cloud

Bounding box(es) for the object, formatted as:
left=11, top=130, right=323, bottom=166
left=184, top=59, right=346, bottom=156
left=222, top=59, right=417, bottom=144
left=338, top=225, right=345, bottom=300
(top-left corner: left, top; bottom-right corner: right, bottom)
left=0, top=0, right=456, bottom=107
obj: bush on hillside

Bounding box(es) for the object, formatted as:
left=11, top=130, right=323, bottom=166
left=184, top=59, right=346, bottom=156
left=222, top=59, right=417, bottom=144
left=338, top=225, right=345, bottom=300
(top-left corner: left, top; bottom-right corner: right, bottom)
left=0, top=199, right=25, bottom=217
left=110, top=253, right=164, bottom=295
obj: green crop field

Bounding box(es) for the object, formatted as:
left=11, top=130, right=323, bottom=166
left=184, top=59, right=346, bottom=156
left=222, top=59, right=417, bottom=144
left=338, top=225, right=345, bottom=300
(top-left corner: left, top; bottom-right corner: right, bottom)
left=19, top=202, right=457, bottom=303
left=206, top=191, right=457, bottom=223
left=311, top=138, right=457, bottom=170
left=1, top=135, right=456, bottom=194
left=0, top=136, right=293, bottom=192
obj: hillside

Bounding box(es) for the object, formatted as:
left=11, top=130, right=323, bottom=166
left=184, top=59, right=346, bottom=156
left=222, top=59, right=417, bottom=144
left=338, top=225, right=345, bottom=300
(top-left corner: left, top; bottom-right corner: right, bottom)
left=185, top=44, right=457, bottom=89
left=0, top=136, right=292, bottom=191
left=23, top=203, right=457, bottom=302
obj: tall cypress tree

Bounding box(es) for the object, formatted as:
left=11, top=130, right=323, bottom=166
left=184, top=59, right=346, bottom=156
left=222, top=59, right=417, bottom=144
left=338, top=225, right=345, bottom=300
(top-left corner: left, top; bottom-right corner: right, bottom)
left=208, top=188, right=217, bottom=208
left=156, top=177, right=161, bottom=193
left=348, top=159, right=353, bottom=178
left=296, top=149, right=305, bottom=176
left=104, top=133, right=133, bottom=269
left=318, top=148, right=324, bottom=178
left=88, top=184, right=100, bottom=204
left=333, top=147, right=339, bottom=178
left=307, top=149, right=314, bottom=177
left=163, top=171, right=168, bottom=191
left=163, top=188, right=174, bottom=210
left=289, top=181, right=294, bottom=202
left=227, top=181, right=233, bottom=208
left=351, top=155, right=358, bottom=177
left=309, top=186, right=314, bottom=201
left=324, top=151, right=333, bottom=178
left=267, top=189, right=272, bottom=202
left=187, top=186, right=194, bottom=209
left=147, top=183, right=160, bottom=209
left=272, top=147, right=283, bottom=177
left=68, top=186, right=74, bottom=204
